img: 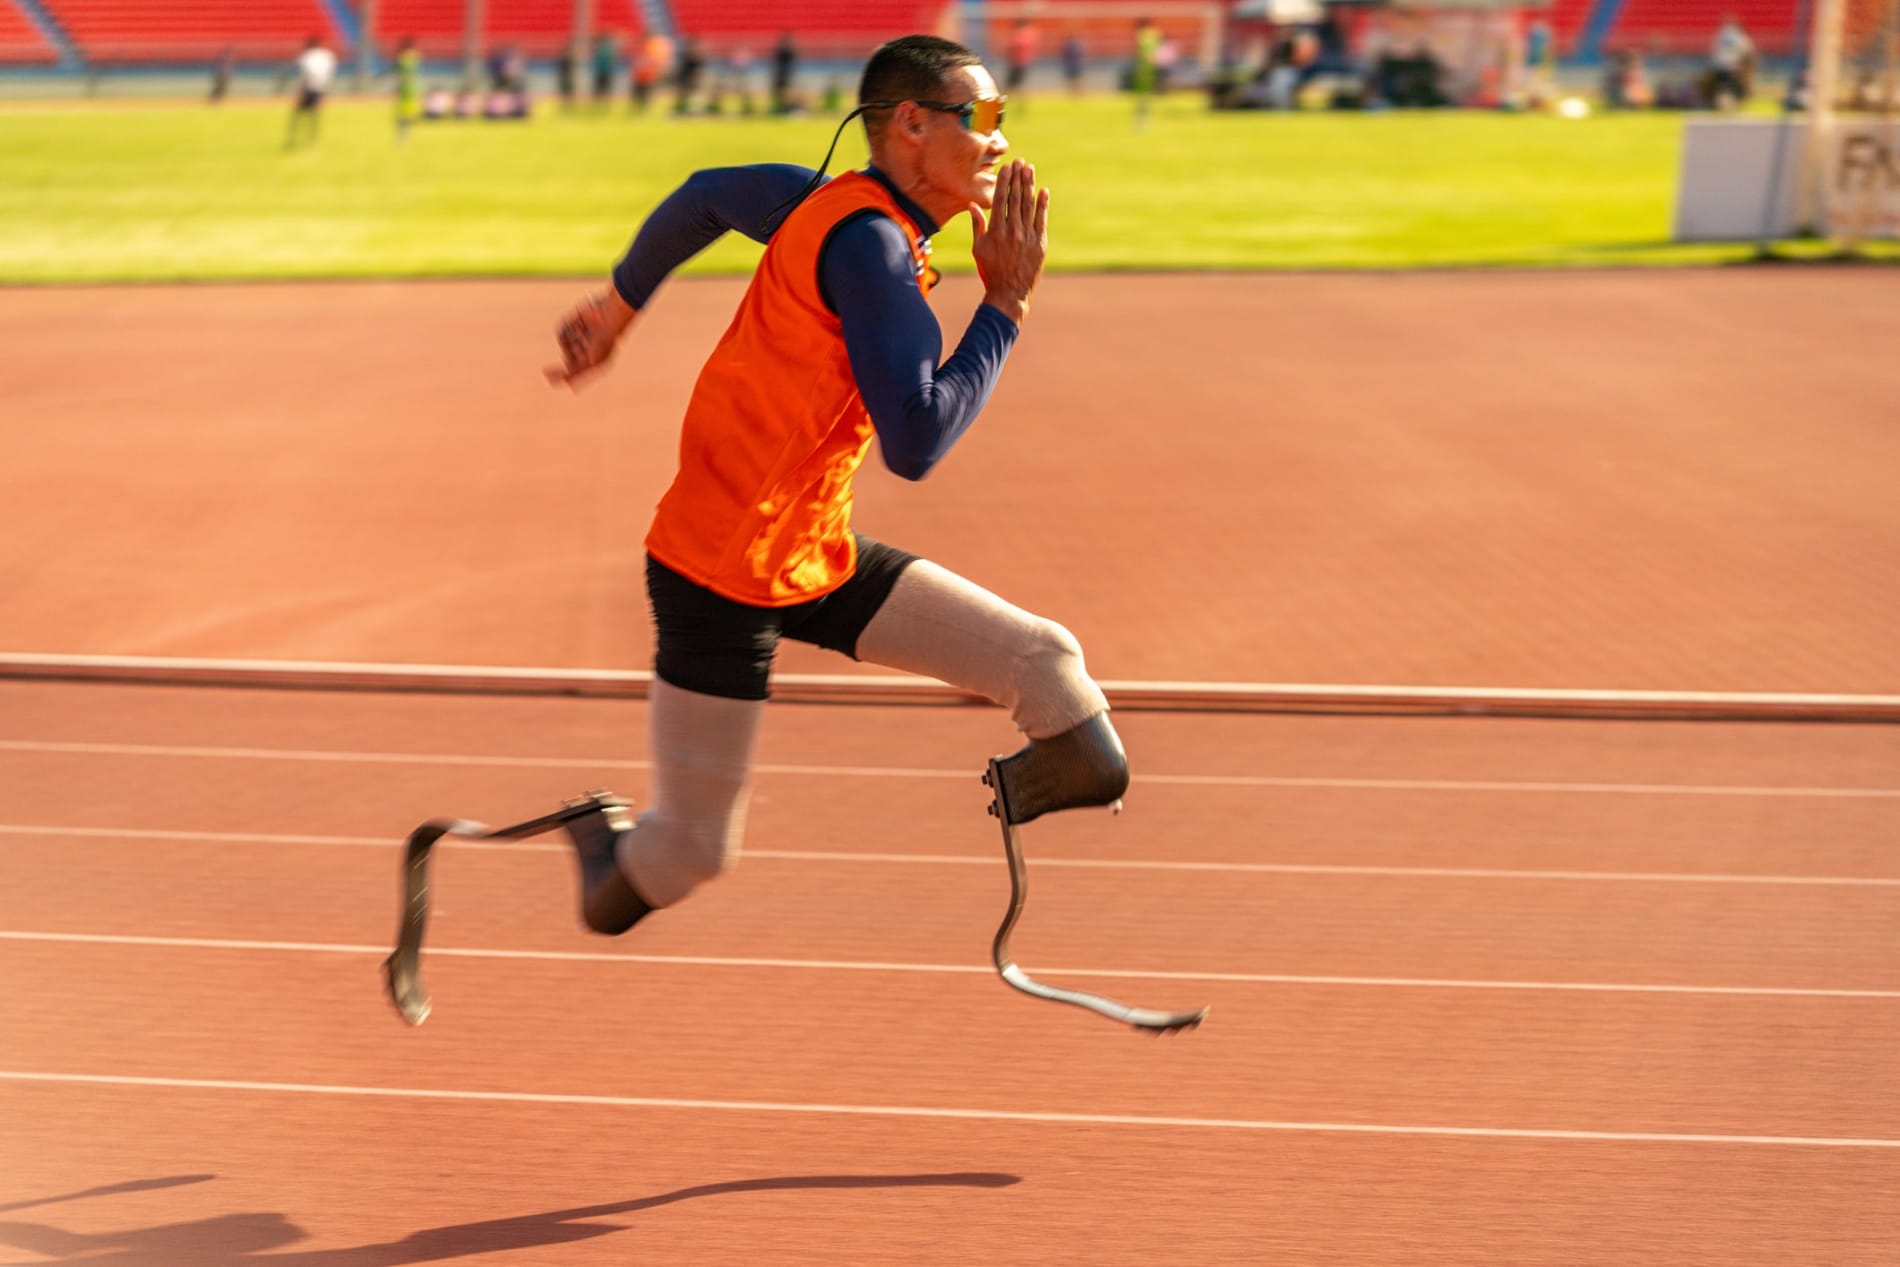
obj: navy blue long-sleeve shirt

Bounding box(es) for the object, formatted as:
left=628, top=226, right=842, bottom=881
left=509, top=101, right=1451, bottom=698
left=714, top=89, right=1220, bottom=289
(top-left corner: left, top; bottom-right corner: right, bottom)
left=610, top=164, right=1018, bottom=481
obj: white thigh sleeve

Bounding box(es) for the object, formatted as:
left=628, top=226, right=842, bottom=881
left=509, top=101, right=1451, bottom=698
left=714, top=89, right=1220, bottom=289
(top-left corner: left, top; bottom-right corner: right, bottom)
left=616, top=677, right=765, bottom=908
left=852, top=560, right=1108, bottom=740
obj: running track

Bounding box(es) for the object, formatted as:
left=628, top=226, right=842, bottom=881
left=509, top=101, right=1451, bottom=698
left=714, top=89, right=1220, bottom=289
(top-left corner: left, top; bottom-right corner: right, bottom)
left=3, top=682, right=1897, bottom=1263
left=2, top=272, right=1897, bottom=1262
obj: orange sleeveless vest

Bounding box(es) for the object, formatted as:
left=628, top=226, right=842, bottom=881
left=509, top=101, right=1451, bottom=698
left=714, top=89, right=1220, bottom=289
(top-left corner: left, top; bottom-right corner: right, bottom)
left=645, top=171, right=936, bottom=606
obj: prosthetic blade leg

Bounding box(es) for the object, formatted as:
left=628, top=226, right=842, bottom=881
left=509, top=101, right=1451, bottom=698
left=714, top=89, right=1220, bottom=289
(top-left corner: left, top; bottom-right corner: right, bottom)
left=383, top=790, right=632, bottom=1026
left=982, top=716, right=1208, bottom=1034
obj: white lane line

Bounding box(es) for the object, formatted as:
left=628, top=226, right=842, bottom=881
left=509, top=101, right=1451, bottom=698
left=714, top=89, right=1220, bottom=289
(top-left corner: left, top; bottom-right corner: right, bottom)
left=1, top=1070, right=1892, bottom=1148
left=3, top=824, right=1894, bottom=888
left=4, top=931, right=1895, bottom=999
left=1, top=738, right=1897, bottom=799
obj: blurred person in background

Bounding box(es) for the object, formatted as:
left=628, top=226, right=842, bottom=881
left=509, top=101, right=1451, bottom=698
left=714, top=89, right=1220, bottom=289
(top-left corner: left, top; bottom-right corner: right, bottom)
left=1062, top=32, right=1085, bottom=94
left=771, top=31, right=799, bottom=113
left=633, top=31, right=672, bottom=112
left=726, top=45, right=759, bottom=115
left=591, top=30, right=619, bottom=108
left=1707, top=14, right=1755, bottom=109
left=393, top=36, right=421, bottom=139
left=1006, top=18, right=1040, bottom=106
left=284, top=35, right=336, bottom=149
left=557, top=36, right=578, bottom=109
left=1132, top=16, right=1161, bottom=124
left=537, top=36, right=1131, bottom=949
left=673, top=36, right=706, bottom=115
left=209, top=46, right=235, bottom=103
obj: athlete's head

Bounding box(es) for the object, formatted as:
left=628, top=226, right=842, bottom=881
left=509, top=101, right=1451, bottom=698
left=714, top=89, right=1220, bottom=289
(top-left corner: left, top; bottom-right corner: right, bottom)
left=858, top=35, right=1009, bottom=222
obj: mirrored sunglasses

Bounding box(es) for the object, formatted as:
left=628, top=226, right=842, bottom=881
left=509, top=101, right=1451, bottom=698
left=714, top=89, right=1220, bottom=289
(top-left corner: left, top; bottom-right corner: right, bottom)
left=913, top=97, right=1007, bottom=134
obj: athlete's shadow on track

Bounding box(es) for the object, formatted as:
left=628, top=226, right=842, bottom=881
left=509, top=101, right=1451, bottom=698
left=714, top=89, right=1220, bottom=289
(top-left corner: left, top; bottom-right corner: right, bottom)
left=0, top=1172, right=1021, bottom=1264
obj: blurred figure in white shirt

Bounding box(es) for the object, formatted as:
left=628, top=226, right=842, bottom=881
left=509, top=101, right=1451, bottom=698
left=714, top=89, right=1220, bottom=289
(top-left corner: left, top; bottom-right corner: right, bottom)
left=286, top=35, right=337, bottom=149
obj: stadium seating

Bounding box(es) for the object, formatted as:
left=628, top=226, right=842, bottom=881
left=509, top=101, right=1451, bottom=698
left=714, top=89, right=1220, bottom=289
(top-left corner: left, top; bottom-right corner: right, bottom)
left=0, top=1, right=60, bottom=63
left=374, top=0, right=643, bottom=60
left=1544, top=0, right=1592, bottom=56
left=979, top=1, right=1206, bottom=64
left=1607, top=0, right=1803, bottom=57
left=38, top=0, right=347, bottom=63
left=668, top=0, right=950, bottom=57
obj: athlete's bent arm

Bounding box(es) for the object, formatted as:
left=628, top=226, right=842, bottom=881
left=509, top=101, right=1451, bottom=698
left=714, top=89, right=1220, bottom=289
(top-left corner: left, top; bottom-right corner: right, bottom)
left=611, top=163, right=818, bottom=307
left=545, top=163, right=817, bottom=387
left=824, top=214, right=1018, bottom=481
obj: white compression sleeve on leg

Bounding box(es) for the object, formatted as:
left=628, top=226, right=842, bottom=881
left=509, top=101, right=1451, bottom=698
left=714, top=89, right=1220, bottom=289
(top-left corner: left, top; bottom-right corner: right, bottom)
left=616, top=676, right=765, bottom=909
left=852, top=560, right=1109, bottom=740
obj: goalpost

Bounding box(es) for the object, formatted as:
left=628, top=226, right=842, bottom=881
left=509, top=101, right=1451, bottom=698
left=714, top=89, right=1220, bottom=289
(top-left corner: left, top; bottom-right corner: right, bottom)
left=1801, top=0, right=1900, bottom=242
left=1677, top=0, right=1899, bottom=246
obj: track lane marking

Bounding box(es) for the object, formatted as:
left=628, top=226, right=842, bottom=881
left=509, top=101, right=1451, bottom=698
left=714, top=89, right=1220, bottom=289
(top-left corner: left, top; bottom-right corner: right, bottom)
left=1, top=739, right=1897, bottom=799
left=2, top=824, right=1894, bottom=887
left=1, top=1070, right=1893, bottom=1148
left=3, top=930, right=1895, bottom=999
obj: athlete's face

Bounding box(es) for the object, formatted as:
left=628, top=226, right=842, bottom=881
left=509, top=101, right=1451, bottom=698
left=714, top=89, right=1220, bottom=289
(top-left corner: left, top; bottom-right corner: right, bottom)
left=912, top=65, right=1010, bottom=216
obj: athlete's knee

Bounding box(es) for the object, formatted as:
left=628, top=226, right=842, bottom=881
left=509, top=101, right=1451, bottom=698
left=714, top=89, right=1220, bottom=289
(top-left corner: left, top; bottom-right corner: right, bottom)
left=1008, top=618, right=1106, bottom=737
left=673, top=814, right=745, bottom=886
left=1016, top=617, right=1085, bottom=684
left=618, top=803, right=748, bottom=907
left=986, top=711, right=1129, bottom=826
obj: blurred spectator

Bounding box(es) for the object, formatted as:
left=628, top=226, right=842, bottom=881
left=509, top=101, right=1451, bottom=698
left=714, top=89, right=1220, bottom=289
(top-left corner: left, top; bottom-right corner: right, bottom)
left=1602, top=47, right=1654, bottom=109
left=1375, top=41, right=1446, bottom=108
left=727, top=46, right=758, bottom=115
left=1131, top=16, right=1161, bottom=125
left=481, top=47, right=530, bottom=118
left=1524, top=15, right=1555, bottom=108
left=591, top=31, right=619, bottom=107
left=633, top=32, right=672, bottom=111
left=673, top=37, right=705, bottom=115
left=1006, top=19, right=1039, bottom=102
left=486, top=45, right=521, bottom=93
left=771, top=32, right=799, bottom=113
left=209, top=46, right=235, bottom=104
left=557, top=39, right=577, bottom=109
left=1062, top=33, right=1084, bottom=95
left=394, top=36, right=421, bottom=139
left=284, top=35, right=335, bottom=149
left=1155, top=35, right=1180, bottom=92
left=1264, top=27, right=1319, bottom=108
left=1707, top=14, right=1755, bottom=110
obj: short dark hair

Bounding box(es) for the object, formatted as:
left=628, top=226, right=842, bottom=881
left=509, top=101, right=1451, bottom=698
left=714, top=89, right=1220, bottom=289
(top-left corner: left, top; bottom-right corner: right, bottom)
left=858, top=35, right=982, bottom=136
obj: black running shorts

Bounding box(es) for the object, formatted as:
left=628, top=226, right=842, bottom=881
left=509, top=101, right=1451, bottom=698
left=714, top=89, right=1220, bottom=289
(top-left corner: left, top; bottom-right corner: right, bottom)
left=646, top=534, right=918, bottom=700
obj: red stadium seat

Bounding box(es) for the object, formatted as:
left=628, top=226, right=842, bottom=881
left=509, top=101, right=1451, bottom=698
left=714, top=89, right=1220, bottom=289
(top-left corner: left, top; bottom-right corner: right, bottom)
left=0, top=1, right=60, bottom=64
left=667, top=0, right=950, bottom=59
left=374, top=0, right=645, bottom=60
left=39, top=0, right=347, bottom=63
left=1609, top=0, right=1802, bottom=57
left=1546, top=0, right=1593, bottom=56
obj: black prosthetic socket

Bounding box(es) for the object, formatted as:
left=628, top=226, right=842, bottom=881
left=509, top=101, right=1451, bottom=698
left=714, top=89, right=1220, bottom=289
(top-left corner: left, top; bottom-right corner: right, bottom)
left=562, top=798, right=653, bottom=935
left=984, top=712, right=1130, bottom=826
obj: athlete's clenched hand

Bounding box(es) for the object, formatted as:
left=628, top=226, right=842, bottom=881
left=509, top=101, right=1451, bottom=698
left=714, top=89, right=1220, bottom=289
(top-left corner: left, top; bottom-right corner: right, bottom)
left=969, top=160, right=1049, bottom=326
left=543, top=288, right=636, bottom=389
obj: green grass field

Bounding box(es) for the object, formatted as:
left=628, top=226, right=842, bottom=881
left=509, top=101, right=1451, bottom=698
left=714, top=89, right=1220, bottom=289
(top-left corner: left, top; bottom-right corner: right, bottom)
left=0, top=91, right=1888, bottom=283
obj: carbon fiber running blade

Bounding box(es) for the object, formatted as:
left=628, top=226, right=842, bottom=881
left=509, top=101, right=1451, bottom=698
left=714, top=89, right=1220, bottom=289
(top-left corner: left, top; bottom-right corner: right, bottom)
left=383, top=793, right=631, bottom=1026
left=985, top=760, right=1209, bottom=1034
left=383, top=819, right=482, bottom=1026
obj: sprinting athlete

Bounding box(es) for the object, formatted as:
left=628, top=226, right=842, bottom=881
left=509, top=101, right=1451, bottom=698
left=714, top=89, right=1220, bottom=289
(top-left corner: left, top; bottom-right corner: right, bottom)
left=542, top=34, right=1129, bottom=936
